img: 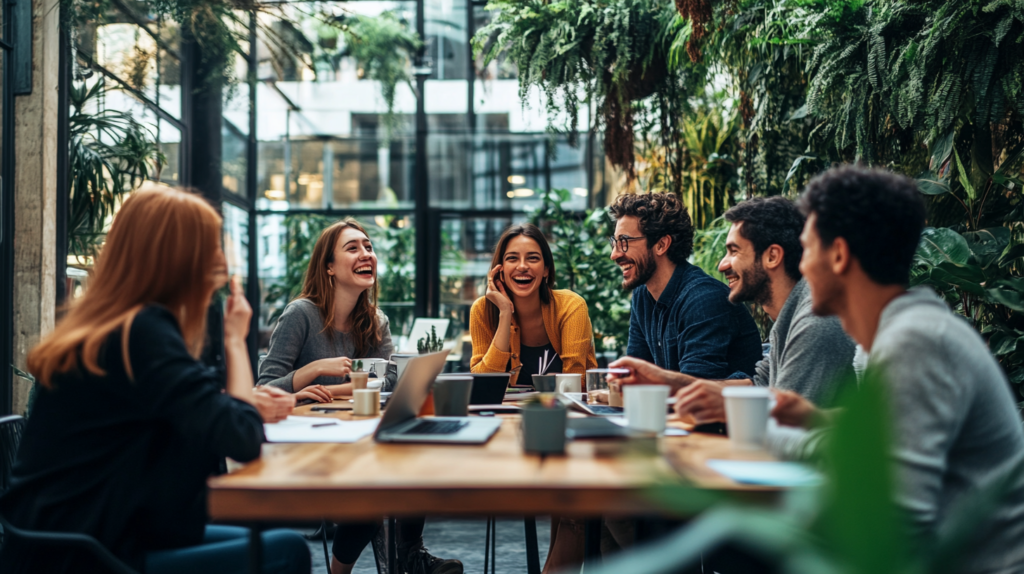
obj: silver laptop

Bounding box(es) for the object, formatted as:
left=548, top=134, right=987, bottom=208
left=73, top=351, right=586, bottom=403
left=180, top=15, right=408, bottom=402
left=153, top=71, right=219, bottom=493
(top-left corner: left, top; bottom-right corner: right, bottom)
left=374, top=350, right=502, bottom=444
left=563, top=392, right=624, bottom=417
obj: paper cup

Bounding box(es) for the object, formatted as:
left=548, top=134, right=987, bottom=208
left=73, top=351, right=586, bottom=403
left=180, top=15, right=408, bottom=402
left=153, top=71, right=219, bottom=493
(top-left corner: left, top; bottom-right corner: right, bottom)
left=555, top=373, right=581, bottom=394
left=723, top=386, right=772, bottom=450
left=350, top=371, right=369, bottom=391
left=353, top=388, right=381, bottom=416
left=624, top=385, right=669, bottom=433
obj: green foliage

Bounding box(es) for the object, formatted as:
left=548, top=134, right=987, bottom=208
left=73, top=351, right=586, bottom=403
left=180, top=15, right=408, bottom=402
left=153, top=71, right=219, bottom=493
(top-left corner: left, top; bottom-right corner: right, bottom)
left=473, top=0, right=680, bottom=179
left=417, top=326, right=444, bottom=354
left=334, top=12, right=422, bottom=145
left=68, top=80, right=164, bottom=257
left=691, top=216, right=730, bottom=282
left=528, top=189, right=631, bottom=355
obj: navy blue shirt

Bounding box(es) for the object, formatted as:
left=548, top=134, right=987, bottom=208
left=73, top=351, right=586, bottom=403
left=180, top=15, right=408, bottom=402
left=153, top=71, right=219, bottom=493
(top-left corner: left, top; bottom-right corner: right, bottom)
left=627, top=262, right=762, bottom=380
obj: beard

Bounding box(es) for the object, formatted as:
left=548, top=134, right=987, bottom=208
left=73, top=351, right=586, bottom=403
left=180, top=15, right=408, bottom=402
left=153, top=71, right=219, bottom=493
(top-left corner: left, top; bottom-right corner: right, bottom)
left=726, top=260, right=772, bottom=307
left=618, top=249, right=657, bottom=291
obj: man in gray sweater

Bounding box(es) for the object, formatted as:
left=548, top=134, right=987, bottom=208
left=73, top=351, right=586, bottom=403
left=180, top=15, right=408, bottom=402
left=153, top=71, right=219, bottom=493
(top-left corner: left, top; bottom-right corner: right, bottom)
left=611, top=197, right=856, bottom=423
left=773, top=166, right=1024, bottom=573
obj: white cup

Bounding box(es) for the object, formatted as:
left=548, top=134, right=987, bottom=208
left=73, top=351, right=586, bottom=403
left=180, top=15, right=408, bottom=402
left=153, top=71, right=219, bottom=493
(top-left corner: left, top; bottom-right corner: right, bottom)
left=353, top=388, right=381, bottom=416
left=723, top=386, right=772, bottom=450
left=624, top=385, right=669, bottom=434
left=355, top=358, right=388, bottom=378
left=555, top=373, right=581, bottom=394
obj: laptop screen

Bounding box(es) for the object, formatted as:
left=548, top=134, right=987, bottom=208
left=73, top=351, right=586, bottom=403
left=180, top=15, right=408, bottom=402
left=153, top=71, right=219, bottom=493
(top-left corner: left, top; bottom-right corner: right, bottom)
left=374, top=349, right=451, bottom=438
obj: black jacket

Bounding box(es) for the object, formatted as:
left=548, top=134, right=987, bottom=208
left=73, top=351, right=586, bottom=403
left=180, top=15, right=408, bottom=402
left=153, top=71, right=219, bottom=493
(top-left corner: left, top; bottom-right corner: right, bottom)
left=0, top=306, right=264, bottom=573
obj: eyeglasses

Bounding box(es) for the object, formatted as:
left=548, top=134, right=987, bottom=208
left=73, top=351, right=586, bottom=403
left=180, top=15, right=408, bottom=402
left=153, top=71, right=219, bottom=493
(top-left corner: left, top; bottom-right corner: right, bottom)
left=607, top=235, right=647, bottom=253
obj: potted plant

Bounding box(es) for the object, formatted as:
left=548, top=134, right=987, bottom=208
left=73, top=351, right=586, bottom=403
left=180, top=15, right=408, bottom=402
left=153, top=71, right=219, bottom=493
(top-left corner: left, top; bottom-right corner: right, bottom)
left=417, top=326, right=444, bottom=355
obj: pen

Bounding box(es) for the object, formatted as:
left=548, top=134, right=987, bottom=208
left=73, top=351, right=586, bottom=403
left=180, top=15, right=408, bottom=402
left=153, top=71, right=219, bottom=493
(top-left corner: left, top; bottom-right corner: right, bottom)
left=312, top=421, right=339, bottom=427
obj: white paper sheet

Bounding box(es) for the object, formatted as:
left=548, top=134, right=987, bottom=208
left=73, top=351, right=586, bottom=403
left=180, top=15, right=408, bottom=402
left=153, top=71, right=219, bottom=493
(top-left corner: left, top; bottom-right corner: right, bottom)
left=264, top=415, right=379, bottom=443
left=706, top=459, right=823, bottom=487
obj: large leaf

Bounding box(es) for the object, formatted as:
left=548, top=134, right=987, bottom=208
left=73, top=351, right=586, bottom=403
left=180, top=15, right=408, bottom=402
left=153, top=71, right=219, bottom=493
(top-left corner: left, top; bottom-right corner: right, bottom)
left=953, top=147, right=978, bottom=201
left=928, top=262, right=988, bottom=296
left=928, top=129, right=955, bottom=173
left=963, top=228, right=1011, bottom=269
left=917, top=170, right=952, bottom=196
left=916, top=227, right=972, bottom=267
left=987, top=278, right=1024, bottom=312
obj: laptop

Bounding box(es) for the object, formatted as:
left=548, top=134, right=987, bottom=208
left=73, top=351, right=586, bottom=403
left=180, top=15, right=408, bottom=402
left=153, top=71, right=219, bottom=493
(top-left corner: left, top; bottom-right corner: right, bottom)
left=400, top=318, right=451, bottom=353
left=374, top=350, right=502, bottom=444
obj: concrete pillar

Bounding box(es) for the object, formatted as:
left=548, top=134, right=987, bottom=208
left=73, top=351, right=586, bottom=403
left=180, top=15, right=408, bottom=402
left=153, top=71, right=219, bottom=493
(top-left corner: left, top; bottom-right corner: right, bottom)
left=12, top=0, right=60, bottom=414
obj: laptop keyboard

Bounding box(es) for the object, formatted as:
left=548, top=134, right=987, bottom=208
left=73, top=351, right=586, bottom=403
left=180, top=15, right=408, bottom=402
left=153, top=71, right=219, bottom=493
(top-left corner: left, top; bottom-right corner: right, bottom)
left=403, top=420, right=468, bottom=435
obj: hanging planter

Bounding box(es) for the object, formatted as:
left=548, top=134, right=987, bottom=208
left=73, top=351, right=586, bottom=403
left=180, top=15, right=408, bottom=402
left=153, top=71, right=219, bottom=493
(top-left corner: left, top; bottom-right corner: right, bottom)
left=474, top=0, right=678, bottom=181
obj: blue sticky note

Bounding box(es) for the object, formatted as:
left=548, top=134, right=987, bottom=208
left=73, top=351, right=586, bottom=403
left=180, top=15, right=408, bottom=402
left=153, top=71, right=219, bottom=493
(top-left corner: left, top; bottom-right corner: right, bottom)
left=706, top=459, right=823, bottom=487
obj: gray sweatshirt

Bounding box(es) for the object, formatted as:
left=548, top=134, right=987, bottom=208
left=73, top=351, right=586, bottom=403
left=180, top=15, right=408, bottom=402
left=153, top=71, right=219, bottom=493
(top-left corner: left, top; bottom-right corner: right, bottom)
left=257, top=298, right=394, bottom=393
left=752, top=278, right=856, bottom=407
left=771, top=288, right=1024, bottom=573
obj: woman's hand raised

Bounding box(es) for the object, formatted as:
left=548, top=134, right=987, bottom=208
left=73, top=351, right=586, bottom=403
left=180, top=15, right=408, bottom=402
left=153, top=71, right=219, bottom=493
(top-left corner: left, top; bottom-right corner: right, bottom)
left=223, top=275, right=252, bottom=344
left=486, top=265, right=514, bottom=315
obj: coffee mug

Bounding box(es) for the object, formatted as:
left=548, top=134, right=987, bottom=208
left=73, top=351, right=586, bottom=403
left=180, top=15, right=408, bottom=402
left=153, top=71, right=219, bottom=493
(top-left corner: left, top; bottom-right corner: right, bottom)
left=353, top=388, right=381, bottom=416
left=532, top=374, right=557, bottom=393
left=355, top=358, right=388, bottom=378
left=350, top=371, right=369, bottom=391
left=555, top=373, right=581, bottom=394
left=723, top=386, right=772, bottom=450
left=433, top=375, right=474, bottom=417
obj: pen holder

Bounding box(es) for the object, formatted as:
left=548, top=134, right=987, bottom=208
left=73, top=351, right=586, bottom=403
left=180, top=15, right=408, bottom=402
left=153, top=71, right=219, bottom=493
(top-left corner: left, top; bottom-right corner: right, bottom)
left=521, top=401, right=567, bottom=455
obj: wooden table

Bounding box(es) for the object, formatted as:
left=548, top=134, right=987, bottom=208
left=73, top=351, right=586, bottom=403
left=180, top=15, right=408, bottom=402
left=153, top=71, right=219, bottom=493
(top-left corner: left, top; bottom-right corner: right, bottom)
left=209, top=403, right=780, bottom=573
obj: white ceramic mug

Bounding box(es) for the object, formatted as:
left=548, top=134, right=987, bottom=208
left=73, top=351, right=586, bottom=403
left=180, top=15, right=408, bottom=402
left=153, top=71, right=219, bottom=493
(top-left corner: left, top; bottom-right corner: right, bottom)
left=624, top=385, right=669, bottom=433
left=723, top=386, right=772, bottom=450
left=354, top=358, right=388, bottom=379
left=555, top=373, right=581, bottom=394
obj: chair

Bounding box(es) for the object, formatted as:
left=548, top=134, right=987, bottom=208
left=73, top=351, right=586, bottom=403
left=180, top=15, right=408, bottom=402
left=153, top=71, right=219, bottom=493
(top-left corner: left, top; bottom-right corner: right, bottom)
left=0, top=415, right=140, bottom=574
left=483, top=516, right=541, bottom=574
left=313, top=519, right=388, bottom=574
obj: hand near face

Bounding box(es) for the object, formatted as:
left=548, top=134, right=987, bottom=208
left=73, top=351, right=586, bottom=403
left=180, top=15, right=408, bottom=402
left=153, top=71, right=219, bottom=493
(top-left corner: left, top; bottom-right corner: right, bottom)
left=295, top=385, right=333, bottom=404
left=223, top=275, right=252, bottom=343
left=673, top=380, right=728, bottom=424
left=485, top=265, right=514, bottom=314
left=252, top=386, right=295, bottom=423
left=771, top=389, right=820, bottom=428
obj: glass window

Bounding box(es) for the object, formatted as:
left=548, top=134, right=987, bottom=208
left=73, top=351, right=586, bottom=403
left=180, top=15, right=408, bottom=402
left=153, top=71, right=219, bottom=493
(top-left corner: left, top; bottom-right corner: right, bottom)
left=222, top=202, right=250, bottom=287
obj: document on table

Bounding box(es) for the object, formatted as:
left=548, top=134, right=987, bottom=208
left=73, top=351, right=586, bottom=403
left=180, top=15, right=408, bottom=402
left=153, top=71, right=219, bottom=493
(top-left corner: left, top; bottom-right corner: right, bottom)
left=264, top=416, right=379, bottom=443
left=606, top=417, right=689, bottom=436
left=706, top=459, right=823, bottom=487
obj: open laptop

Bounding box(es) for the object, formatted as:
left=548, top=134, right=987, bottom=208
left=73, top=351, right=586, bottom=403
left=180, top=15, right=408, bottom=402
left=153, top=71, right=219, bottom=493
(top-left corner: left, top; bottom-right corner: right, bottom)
left=563, top=392, right=624, bottom=416
left=375, top=350, right=502, bottom=444
left=400, top=318, right=451, bottom=354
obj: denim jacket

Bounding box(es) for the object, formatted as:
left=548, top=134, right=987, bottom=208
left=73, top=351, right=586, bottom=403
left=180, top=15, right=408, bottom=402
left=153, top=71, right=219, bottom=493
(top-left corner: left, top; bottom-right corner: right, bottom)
left=627, top=262, right=762, bottom=380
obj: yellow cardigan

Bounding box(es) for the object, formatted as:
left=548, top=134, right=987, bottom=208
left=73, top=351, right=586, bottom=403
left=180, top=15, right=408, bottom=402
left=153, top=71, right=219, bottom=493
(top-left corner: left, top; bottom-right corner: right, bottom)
left=469, top=289, right=598, bottom=386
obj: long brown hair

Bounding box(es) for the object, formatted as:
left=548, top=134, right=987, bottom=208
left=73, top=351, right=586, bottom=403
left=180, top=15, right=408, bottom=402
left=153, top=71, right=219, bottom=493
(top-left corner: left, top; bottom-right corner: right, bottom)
left=298, top=218, right=381, bottom=357
left=28, top=189, right=223, bottom=388
left=486, top=223, right=556, bottom=330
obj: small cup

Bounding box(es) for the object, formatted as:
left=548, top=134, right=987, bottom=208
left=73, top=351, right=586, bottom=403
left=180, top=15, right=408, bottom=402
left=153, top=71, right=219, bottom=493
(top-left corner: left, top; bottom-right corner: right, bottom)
left=531, top=374, right=557, bottom=393
left=521, top=402, right=567, bottom=455
left=585, top=368, right=628, bottom=404
left=723, top=386, right=772, bottom=450
left=355, top=358, right=388, bottom=378
left=350, top=371, right=369, bottom=391
left=555, top=373, right=581, bottom=394
left=433, top=375, right=474, bottom=417
left=353, top=388, right=381, bottom=416
left=624, top=385, right=669, bottom=433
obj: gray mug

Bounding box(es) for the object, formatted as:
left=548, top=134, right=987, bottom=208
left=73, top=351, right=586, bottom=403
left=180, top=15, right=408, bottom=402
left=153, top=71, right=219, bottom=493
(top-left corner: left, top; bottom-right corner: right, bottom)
left=433, top=375, right=474, bottom=416
left=531, top=374, right=557, bottom=393
left=521, top=403, right=567, bottom=454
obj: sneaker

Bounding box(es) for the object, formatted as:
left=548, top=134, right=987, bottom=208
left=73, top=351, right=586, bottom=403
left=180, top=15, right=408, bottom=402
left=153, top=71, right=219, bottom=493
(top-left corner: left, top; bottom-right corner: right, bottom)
left=398, top=544, right=463, bottom=574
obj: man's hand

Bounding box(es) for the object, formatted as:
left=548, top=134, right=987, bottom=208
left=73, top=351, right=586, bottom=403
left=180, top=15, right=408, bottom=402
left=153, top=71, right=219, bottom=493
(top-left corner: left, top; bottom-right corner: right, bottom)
left=252, top=386, right=295, bottom=423
left=673, top=379, right=728, bottom=424
left=608, top=357, right=692, bottom=392
left=771, top=389, right=821, bottom=428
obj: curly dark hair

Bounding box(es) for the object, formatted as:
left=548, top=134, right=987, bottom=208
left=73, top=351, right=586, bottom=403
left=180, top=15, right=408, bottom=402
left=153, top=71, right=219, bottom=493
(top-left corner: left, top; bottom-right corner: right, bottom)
left=798, top=165, right=926, bottom=286
left=609, top=193, right=694, bottom=264
left=724, top=197, right=806, bottom=282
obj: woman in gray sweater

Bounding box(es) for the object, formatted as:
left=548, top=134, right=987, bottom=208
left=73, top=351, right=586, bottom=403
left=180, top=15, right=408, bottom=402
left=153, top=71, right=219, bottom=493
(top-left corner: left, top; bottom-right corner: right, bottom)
left=257, top=219, right=462, bottom=574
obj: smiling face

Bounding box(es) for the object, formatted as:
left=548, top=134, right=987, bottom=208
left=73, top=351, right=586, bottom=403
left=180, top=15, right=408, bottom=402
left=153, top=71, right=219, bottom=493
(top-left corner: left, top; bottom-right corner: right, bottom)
left=799, top=213, right=842, bottom=316
left=610, top=215, right=655, bottom=291
left=327, top=226, right=377, bottom=292
left=719, top=222, right=771, bottom=306
left=500, top=234, right=549, bottom=301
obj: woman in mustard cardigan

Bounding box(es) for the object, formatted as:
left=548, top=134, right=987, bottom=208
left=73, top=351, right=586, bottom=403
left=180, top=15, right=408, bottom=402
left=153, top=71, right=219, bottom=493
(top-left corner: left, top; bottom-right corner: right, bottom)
left=470, top=223, right=597, bottom=386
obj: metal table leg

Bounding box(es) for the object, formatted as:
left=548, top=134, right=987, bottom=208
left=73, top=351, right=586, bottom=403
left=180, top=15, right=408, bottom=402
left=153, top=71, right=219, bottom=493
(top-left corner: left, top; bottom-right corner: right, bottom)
left=583, top=519, right=602, bottom=567
left=387, top=517, right=397, bottom=574
left=524, top=517, right=541, bottom=574
left=249, top=524, right=263, bottom=574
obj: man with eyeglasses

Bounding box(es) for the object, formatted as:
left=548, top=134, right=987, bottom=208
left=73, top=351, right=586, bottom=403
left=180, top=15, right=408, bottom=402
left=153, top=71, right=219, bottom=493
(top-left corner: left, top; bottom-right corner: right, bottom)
left=606, top=193, right=762, bottom=391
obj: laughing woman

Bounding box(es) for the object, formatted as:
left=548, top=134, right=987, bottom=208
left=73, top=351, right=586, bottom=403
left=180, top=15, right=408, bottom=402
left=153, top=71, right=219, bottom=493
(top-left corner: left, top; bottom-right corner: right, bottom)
left=257, top=219, right=461, bottom=574
left=469, top=223, right=598, bottom=386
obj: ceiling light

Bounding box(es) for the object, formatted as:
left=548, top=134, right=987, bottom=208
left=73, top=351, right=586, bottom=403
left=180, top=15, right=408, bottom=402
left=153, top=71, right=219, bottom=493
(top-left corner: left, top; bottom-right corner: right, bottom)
left=507, top=175, right=526, bottom=185
left=506, top=191, right=515, bottom=198
left=265, top=189, right=286, bottom=201
left=512, top=188, right=534, bottom=197
left=573, top=187, right=588, bottom=197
